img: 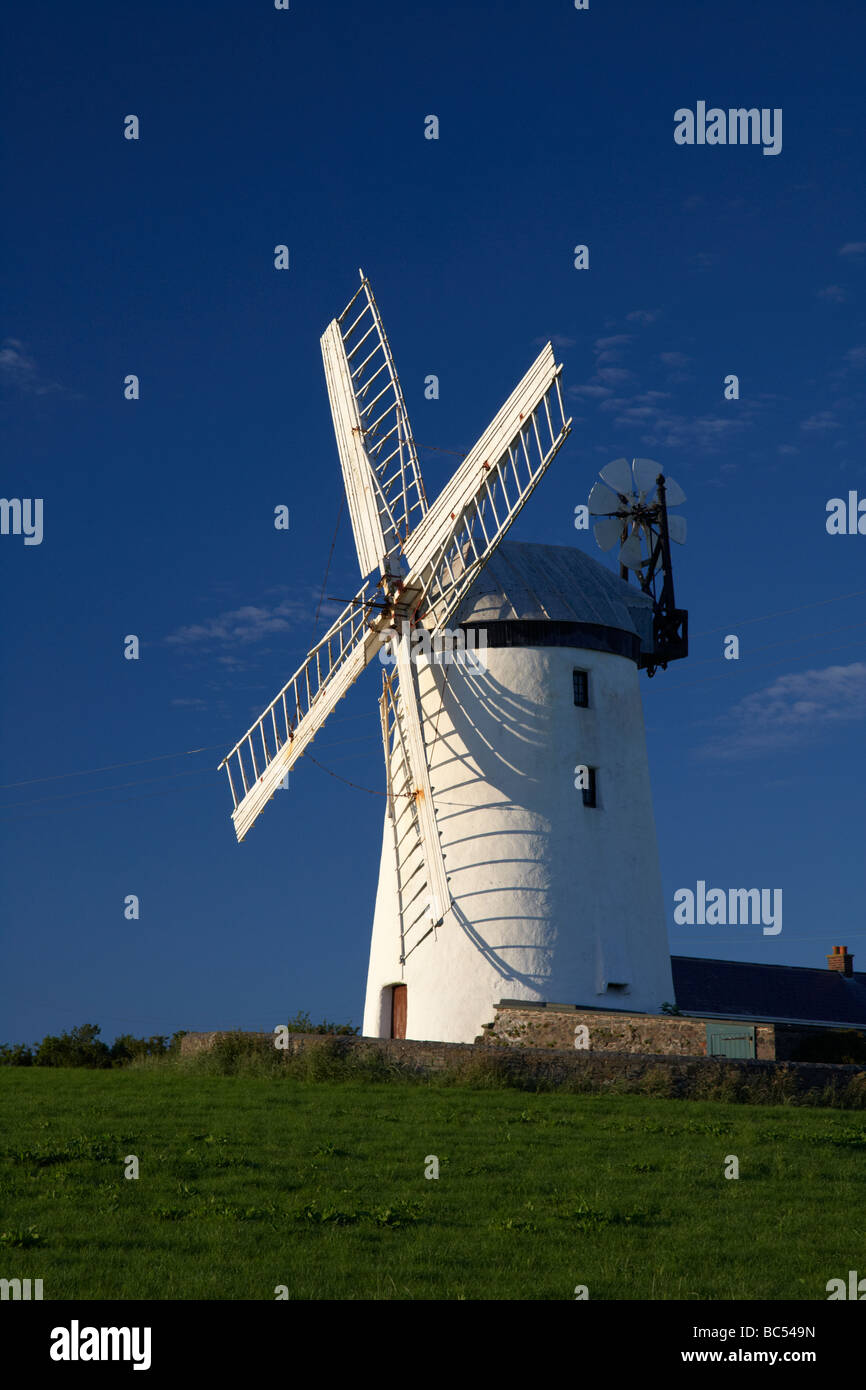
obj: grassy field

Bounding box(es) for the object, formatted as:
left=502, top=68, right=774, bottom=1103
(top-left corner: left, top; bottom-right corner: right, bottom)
left=1, top=1065, right=864, bottom=1300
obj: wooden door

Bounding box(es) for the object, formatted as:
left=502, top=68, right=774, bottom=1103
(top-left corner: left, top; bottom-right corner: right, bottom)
left=390, top=984, right=407, bottom=1039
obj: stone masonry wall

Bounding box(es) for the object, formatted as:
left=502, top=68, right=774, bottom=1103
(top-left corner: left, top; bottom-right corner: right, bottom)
left=481, top=1005, right=777, bottom=1058
left=177, top=1029, right=866, bottom=1102
left=180, top=1030, right=489, bottom=1070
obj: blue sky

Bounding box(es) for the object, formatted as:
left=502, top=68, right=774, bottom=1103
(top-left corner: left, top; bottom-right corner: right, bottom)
left=2, top=0, right=865, bottom=1045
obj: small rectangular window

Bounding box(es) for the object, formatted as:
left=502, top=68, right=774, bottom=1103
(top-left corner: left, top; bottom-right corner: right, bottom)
left=573, top=669, right=589, bottom=707
left=582, top=767, right=597, bottom=808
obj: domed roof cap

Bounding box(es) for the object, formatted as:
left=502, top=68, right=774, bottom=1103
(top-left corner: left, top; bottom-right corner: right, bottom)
left=454, top=540, right=655, bottom=651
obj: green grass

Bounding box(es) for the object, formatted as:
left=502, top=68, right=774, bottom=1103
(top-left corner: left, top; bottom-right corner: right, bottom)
left=1, top=1067, right=864, bottom=1299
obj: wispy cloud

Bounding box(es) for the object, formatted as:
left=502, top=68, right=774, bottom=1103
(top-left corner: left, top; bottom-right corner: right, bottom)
left=568, top=323, right=755, bottom=456
left=626, top=309, right=658, bottom=325
left=0, top=338, right=67, bottom=396
left=817, top=285, right=847, bottom=302
left=801, top=410, right=841, bottom=431
left=568, top=332, right=639, bottom=399
left=568, top=383, right=612, bottom=398
left=689, top=252, right=719, bottom=270
left=593, top=334, right=632, bottom=365
left=594, top=365, right=633, bottom=386
left=838, top=242, right=866, bottom=257
left=697, top=663, right=866, bottom=760
left=606, top=408, right=746, bottom=451
left=165, top=597, right=318, bottom=649
left=594, top=334, right=631, bottom=351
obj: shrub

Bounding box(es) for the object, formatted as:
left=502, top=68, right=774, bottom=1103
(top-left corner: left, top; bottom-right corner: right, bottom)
left=33, top=1024, right=111, bottom=1069
left=285, top=1010, right=360, bottom=1036
left=110, top=1034, right=170, bottom=1065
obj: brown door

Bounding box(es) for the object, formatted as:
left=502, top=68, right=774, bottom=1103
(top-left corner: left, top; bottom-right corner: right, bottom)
left=390, top=985, right=407, bottom=1039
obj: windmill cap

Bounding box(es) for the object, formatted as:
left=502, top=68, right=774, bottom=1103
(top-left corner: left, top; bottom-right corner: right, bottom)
left=453, top=539, right=654, bottom=651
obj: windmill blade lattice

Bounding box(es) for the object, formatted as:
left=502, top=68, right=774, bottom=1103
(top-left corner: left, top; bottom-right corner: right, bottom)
left=321, top=271, right=429, bottom=579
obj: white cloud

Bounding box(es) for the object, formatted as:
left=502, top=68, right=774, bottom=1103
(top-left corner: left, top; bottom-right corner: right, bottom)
left=838, top=242, right=866, bottom=257
left=0, top=337, right=65, bottom=395
left=659, top=351, right=690, bottom=367
left=594, top=366, right=633, bottom=386
left=568, top=383, right=612, bottom=398
left=697, top=663, right=866, bottom=760
left=626, top=309, right=658, bottom=325
left=614, top=408, right=745, bottom=451
left=594, top=334, right=631, bottom=351
left=165, top=598, right=316, bottom=648
left=817, top=285, right=847, bottom=302
left=801, top=411, right=841, bottom=431
left=593, top=334, right=632, bottom=365
left=616, top=405, right=658, bottom=419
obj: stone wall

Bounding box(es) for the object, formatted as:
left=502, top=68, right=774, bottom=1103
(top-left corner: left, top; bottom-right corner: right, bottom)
left=481, top=1004, right=777, bottom=1058
left=179, top=1016, right=866, bottom=1066
left=180, top=1030, right=486, bottom=1070
left=180, top=1031, right=272, bottom=1057
left=177, top=1029, right=866, bottom=1103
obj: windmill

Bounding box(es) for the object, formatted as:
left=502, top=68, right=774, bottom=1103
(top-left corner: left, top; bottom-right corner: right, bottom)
left=219, top=272, right=687, bottom=1045
left=219, top=270, right=571, bottom=920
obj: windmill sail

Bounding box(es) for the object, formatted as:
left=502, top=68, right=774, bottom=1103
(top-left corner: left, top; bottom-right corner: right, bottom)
left=218, top=577, right=384, bottom=842
left=391, top=632, right=449, bottom=926
left=321, top=271, right=427, bottom=578
left=381, top=670, right=447, bottom=959
left=402, top=344, right=571, bottom=627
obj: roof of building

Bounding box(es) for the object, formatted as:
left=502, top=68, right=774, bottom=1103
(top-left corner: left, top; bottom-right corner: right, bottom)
left=672, top=955, right=866, bottom=1028
left=454, top=540, right=655, bottom=650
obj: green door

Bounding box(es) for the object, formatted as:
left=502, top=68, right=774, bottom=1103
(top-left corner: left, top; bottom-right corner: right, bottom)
left=705, top=1024, right=755, bottom=1058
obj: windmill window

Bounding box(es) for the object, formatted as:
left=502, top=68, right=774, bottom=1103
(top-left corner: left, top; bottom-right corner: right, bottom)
left=572, top=669, right=589, bottom=707
left=582, top=767, right=597, bottom=808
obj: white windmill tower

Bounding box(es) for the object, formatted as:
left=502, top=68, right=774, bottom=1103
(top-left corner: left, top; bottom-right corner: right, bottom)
left=219, top=272, right=688, bottom=1044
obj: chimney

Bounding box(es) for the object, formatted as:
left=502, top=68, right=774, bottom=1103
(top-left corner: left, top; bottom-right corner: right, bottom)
left=827, top=945, right=854, bottom=977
